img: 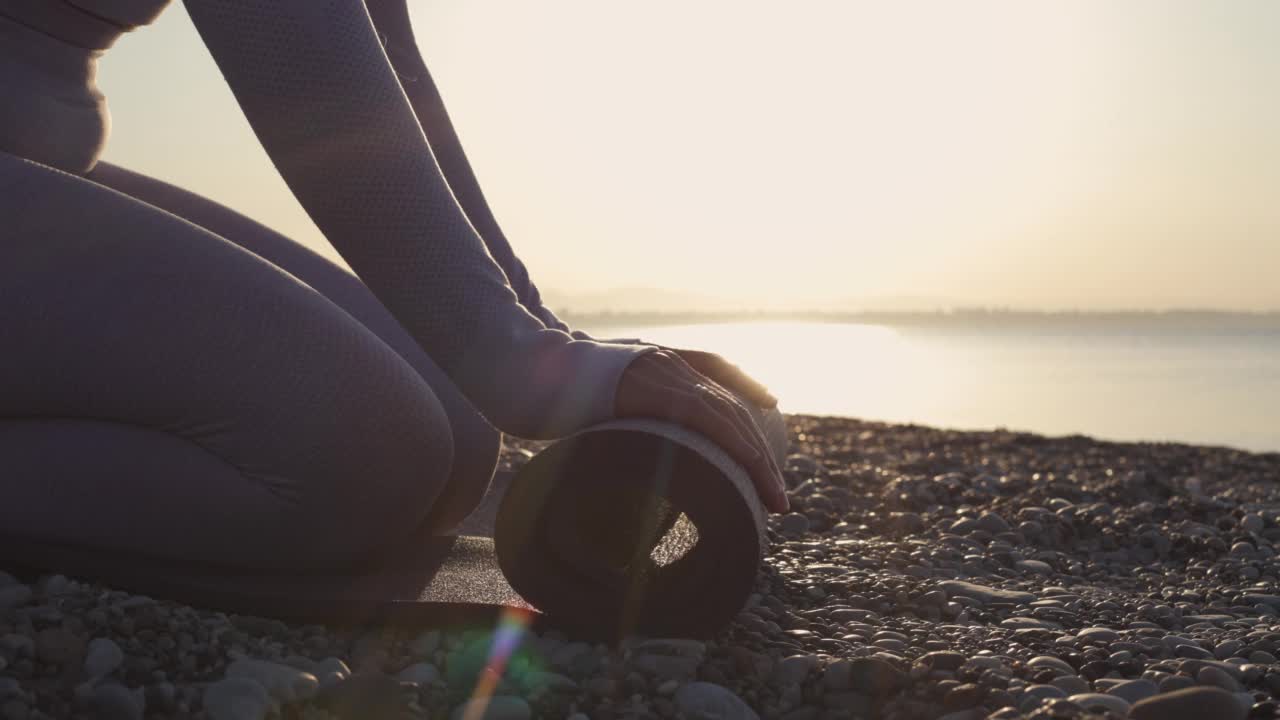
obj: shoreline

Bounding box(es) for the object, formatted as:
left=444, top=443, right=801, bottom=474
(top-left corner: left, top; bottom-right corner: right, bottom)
left=2, top=414, right=1279, bottom=719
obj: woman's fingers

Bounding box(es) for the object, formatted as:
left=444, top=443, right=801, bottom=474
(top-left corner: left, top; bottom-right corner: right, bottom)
left=616, top=351, right=788, bottom=512
left=671, top=349, right=777, bottom=409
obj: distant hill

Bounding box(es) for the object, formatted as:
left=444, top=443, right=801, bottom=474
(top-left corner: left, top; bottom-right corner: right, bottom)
left=558, top=307, right=1280, bottom=334
left=539, top=286, right=955, bottom=314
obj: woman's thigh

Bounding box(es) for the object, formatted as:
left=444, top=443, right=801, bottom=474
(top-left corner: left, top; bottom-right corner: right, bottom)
left=0, top=151, right=455, bottom=570
left=85, top=162, right=500, bottom=532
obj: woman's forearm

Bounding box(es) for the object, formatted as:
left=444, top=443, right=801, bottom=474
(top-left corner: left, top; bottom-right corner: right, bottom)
left=365, top=0, right=574, bottom=333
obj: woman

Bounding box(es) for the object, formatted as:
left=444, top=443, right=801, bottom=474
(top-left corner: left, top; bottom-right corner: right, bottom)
left=0, top=0, right=787, bottom=589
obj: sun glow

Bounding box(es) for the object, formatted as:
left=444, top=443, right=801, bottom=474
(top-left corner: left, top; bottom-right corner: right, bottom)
left=96, top=1, right=1280, bottom=312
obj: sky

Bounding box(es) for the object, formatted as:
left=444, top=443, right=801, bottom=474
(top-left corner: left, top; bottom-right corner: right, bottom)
left=97, top=0, right=1280, bottom=312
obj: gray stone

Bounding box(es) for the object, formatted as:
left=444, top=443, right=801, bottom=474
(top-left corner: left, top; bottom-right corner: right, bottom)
left=394, top=662, right=439, bottom=686
left=1050, top=675, right=1090, bottom=695
left=1067, top=693, right=1130, bottom=716
left=1019, top=684, right=1066, bottom=712
left=83, top=638, right=124, bottom=679
left=920, top=651, right=966, bottom=671
left=1130, top=686, right=1248, bottom=720
left=1016, top=560, right=1052, bottom=575
left=1026, top=656, right=1075, bottom=676
left=1001, top=617, right=1061, bottom=630
left=203, top=678, right=272, bottom=720
left=673, top=682, right=759, bottom=720
left=0, top=586, right=31, bottom=611
left=977, top=512, right=1011, bottom=534
left=225, top=659, right=319, bottom=703
left=778, top=513, right=810, bottom=535
left=1160, top=674, right=1197, bottom=693
left=844, top=658, right=906, bottom=696
left=938, top=581, right=1035, bottom=606
left=1214, top=640, right=1243, bottom=660
left=1076, top=627, right=1120, bottom=643
left=1242, top=514, right=1265, bottom=533
left=90, top=684, right=144, bottom=720
left=1105, top=678, right=1157, bottom=704
left=450, top=696, right=532, bottom=720
left=1198, top=665, right=1241, bottom=692
left=822, top=659, right=855, bottom=690
left=409, top=630, right=440, bottom=658
left=775, top=654, right=819, bottom=685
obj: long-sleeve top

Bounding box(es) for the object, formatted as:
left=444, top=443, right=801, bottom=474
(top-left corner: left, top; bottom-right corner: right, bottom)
left=0, top=0, right=655, bottom=439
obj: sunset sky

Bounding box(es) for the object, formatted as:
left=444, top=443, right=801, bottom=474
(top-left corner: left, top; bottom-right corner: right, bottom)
left=98, top=0, right=1280, bottom=311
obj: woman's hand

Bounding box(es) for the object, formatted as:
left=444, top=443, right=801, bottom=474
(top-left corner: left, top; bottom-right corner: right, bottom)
left=614, top=349, right=789, bottom=512
left=662, top=348, right=777, bottom=410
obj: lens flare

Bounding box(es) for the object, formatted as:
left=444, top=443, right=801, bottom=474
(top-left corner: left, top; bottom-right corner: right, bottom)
left=461, top=606, right=537, bottom=720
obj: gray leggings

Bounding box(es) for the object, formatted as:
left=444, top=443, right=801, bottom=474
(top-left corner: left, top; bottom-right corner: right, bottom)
left=0, top=151, right=500, bottom=575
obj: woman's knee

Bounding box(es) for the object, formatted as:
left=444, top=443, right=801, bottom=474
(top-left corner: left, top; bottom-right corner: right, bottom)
left=417, top=407, right=501, bottom=534
left=270, top=357, right=461, bottom=567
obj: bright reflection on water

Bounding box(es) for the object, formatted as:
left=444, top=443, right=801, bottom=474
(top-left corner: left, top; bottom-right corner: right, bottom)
left=579, top=321, right=1280, bottom=453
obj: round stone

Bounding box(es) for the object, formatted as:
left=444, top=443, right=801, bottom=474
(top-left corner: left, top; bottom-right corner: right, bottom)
left=83, top=638, right=124, bottom=680
left=1026, top=656, right=1075, bottom=676
left=673, top=682, right=759, bottom=720
left=1076, top=627, right=1120, bottom=644
left=1106, top=678, right=1157, bottom=704
left=1067, top=693, right=1131, bottom=716
left=203, top=678, right=271, bottom=720
left=1130, top=686, right=1248, bottom=720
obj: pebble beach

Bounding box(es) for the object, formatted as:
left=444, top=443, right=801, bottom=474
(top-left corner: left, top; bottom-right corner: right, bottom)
left=3, top=413, right=1280, bottom=720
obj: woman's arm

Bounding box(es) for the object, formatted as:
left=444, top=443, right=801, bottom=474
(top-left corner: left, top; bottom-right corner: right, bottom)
left=363, top=0, right=592, bottom=339
left=182, top=0, right=653, bottom=438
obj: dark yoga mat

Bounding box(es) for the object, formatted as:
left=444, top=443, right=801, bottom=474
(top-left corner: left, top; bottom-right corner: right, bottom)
left=2, top=406, right=787, bottom=640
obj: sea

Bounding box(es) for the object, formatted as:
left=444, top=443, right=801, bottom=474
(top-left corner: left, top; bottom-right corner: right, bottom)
left=573, top=318, right=1280, bottom=454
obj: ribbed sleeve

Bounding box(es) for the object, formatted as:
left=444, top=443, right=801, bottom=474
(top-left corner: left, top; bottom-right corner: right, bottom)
left=183, top=0, right=654, bottom=438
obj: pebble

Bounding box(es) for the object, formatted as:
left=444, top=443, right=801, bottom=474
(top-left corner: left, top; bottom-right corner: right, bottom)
left=778, top=513, right=810, bottom=535
left=1026, top=656, right=1075, bottom=676
left=1242, top=514, right=1265, bottom=533
left=225, top=659, right=318, bottom=703
left=90, top=683, right=144, bottom=720
left=920, top=651, right=966, bottom=671
left=1067, top=692, right=1131, bottom=716
left=203, top=678, right=272, bottom=720
left=7, top=424, right=1280, bottom=720
left=1050, top=675, right=1090, bottom=695
left=1076, top=627, right=1120, bottom=643
left=1015, top=559, right=1052, bottom=574
left=673, top=682, right=759, bottom=720
left=842, top=658, right=906, bottom=696
left=0, top=586, right=31, bottom=611
left=394, top=662, right=440, bottom=686
left=938, top=581, right=1035, bottom=605
left=1130, top=686, right=1248, bottom=720
left=774, top=654, right=819, bottom=685
left=34, top=627, right=84, bottom=665
left=409, top=630, right=441, bottom=658
left=1198, top=665, right=1241, bottom=692
left=1105, top=678, right=1157, bottom=704
left=1019, top=684, right=1066, bottom=712
left=83, top=638, right=124, bottom=680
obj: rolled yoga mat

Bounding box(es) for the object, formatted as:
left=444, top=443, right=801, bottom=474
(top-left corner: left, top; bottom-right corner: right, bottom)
left=0, top=402, right=788, bottom=640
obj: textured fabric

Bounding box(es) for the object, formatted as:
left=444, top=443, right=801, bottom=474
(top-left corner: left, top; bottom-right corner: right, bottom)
left=181, top=0, right=654, bottom=439
left=83, top=160, right=503, bottom=535
left=0, top=150, right=466, bottom=570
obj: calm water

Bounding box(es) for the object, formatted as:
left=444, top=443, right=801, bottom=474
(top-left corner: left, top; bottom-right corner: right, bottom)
left=577, top=320, right=1280, bottom=453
